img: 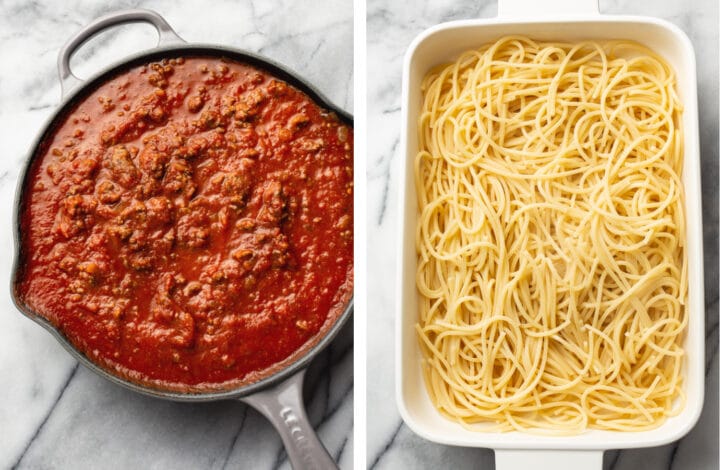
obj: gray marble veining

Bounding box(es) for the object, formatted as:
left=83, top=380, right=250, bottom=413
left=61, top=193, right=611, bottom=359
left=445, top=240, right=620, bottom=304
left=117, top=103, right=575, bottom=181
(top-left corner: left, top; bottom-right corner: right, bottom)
left=0, top=1, right=353, bottom=469
left=366, top=0, right=718, bottom=469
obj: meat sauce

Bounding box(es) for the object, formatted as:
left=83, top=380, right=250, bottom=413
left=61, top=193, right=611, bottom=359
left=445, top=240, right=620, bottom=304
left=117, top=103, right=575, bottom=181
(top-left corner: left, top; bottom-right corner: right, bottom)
left=17, top=57, right=353, bottom=391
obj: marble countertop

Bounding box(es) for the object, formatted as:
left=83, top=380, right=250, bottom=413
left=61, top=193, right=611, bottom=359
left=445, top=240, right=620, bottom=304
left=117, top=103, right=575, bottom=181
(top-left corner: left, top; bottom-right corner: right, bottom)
left=367, top=0, right=718, bottom=469
left=0, top=1, right=353, bottom=469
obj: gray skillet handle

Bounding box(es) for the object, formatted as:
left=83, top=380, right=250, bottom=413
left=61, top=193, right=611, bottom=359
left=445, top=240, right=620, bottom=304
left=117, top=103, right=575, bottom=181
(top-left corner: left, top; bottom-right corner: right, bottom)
left=57, top=9, right=185, bottom=97
left=241, top=369, right=338, bottom=470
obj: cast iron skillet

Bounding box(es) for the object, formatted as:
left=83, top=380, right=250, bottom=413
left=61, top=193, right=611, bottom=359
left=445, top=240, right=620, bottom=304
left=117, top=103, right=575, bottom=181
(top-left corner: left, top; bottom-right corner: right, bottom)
left=10, top=9, right=353, bottom=470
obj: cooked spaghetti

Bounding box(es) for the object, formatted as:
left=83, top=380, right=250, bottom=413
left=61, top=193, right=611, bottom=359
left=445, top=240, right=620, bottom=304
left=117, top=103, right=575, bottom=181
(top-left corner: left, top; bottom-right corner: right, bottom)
left=415, top=36, right=686, bottom=433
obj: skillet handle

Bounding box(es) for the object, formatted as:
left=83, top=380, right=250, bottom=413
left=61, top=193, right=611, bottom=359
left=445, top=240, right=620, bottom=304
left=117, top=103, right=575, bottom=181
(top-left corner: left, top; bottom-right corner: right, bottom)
left=57, top=9, right=185, bottom=97
left=240, top=369, right=338, bottom=470
left=495, top=450, right=604, bottom=470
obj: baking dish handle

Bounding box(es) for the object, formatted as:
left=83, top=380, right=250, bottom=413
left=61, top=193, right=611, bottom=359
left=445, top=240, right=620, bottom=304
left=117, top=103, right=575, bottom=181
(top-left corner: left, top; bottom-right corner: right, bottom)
left=240, top=369, right=338, bottom=470
left=496, top=449, right=603, bottom=470
left=57, top=9, right=185, bottom=97
left=498, top=0, right=598, bottom=17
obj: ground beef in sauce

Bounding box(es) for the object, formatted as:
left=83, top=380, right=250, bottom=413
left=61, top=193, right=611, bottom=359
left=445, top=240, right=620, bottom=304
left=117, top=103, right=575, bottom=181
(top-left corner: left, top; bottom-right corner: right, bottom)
left=18, top=56, right=353, bottom=391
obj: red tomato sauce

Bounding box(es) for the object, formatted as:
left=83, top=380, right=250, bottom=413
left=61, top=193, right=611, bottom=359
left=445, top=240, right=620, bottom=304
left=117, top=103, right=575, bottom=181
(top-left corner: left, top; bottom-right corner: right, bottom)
left=17, top=56, right=353, bottom=392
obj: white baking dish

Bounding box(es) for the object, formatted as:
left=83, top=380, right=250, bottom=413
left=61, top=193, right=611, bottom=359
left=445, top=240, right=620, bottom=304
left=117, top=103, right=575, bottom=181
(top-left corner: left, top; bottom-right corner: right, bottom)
left=395, top=0, right=705, bottom=468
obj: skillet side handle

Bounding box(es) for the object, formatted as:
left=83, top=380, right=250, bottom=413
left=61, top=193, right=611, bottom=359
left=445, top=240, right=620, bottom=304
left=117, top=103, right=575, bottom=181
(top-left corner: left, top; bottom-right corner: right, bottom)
left=498, top=0, right=598, bottom=17
left=240, top=369, right=338, bottom=470
left=57, top=9, right=185, bottom=97
left=495, top=450, right=603, bottom=470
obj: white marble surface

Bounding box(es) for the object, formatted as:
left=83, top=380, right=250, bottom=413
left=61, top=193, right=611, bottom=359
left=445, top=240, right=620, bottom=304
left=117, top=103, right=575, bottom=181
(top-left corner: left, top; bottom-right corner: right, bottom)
left=367, top=0, right=718, bottom=469
left=0, top=1, right=353, bottom=468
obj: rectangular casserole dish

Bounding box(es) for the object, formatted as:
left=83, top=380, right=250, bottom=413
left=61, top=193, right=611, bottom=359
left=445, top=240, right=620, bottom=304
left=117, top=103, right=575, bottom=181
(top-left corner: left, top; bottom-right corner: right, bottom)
left=395, top=0, right=705, bottom=468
